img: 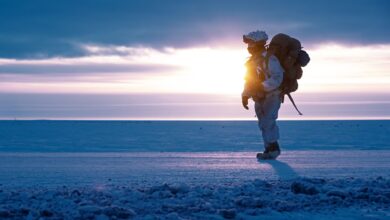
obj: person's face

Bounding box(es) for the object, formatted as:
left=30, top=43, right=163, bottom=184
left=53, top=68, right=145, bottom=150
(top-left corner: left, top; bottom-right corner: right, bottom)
left=247, top=42, right=264, bottom=55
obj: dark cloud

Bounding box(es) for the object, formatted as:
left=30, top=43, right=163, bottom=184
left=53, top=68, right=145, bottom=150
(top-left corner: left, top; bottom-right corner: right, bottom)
left=0, top=0, right=389, bottom=58
left=0, top=63, right=179, bottom=75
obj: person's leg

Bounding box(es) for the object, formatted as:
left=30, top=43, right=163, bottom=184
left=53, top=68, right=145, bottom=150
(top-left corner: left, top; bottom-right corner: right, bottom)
left=254, top=100, right=266, bottom=149
left=261, top=92, right=282, bottom=151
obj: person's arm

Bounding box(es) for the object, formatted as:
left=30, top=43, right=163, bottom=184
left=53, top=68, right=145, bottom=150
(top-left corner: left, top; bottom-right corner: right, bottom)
left=241, top=81, right=252, bottom=99
left=241, top=70, right=252, bottom=110
left=262, top=55, right=284, bottom=92
left=241, top=59, right=255, bottom=97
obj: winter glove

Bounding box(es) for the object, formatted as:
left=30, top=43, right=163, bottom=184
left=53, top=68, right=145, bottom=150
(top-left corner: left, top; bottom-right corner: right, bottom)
left=242, top=96, right=249, bottom=110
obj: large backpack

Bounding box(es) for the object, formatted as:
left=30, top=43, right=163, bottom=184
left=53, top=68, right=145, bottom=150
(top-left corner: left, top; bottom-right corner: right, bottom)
left=266, top=33, right=310, bottom=114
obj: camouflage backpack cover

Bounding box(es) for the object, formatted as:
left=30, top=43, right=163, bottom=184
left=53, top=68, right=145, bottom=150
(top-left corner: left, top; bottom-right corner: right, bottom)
left=266, top=33, right=310, bottom=114
left=266, top=33, right=310, bottom=94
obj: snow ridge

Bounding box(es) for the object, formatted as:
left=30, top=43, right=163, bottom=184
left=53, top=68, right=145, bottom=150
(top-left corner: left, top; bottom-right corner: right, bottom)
left=0, top=177, right=389, bottom=219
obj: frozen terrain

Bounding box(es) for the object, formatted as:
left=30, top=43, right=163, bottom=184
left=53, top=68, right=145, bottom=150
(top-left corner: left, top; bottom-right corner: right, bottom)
left=0, top=120, right=389, bottom=219
left=0, top=120, right=389, bottom=152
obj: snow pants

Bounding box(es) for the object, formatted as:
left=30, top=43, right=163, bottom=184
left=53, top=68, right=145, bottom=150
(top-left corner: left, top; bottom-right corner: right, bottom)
left=254, top=91, right=281, bottom=148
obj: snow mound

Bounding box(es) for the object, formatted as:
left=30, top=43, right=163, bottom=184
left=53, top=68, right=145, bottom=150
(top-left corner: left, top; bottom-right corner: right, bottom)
left=0, top=177, right=389, bottom=219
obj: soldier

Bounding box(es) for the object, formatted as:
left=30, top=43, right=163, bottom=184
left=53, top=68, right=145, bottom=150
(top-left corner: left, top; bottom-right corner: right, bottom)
left=241, top=30, right=284, bottom=159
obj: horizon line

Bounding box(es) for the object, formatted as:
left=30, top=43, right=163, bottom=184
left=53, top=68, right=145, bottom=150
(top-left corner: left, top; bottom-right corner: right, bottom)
left=1, top=117, right=390, bottom=121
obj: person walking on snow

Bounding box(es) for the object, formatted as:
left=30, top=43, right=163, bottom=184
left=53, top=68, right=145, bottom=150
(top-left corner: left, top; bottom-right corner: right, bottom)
left=241, top=30, right=284, bottom=160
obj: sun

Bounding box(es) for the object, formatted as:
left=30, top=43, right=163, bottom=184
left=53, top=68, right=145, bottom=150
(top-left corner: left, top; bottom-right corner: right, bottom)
left=170, top=47, right=248, bottom=94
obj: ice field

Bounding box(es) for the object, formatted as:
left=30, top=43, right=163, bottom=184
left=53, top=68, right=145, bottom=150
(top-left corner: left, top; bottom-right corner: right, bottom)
left=0, top=120, right=389, bottom=219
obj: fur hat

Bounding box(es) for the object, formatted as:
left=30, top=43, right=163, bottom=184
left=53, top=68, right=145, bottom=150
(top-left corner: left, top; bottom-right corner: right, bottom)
left=243, top=30, right=268, bottom=44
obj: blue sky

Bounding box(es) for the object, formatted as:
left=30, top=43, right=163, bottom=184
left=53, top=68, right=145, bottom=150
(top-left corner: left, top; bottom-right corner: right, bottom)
left=0, top=0, right=389, bottom=119
left=1, top=0, right=389, bottom=58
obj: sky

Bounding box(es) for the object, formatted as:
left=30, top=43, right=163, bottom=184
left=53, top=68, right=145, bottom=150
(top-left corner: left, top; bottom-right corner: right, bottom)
left=0, top=0, right=389, bottom=120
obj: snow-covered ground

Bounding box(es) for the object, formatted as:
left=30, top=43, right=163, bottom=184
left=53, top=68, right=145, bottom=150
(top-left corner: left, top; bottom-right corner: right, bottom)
left=1, top=151, right=389, bottom=187
left=1, top=151, right=389, bottom=219
left=1, top=175, right=389, bottom=219
left=0, top=120, right=389, bottom=152
left=0, top=120, right=389, bottom=219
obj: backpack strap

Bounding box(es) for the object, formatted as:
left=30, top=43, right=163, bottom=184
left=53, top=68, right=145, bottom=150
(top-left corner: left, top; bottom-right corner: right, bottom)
left=286, top=93, right=303, bottom=115
left=264, top=51, right=271, bottom=77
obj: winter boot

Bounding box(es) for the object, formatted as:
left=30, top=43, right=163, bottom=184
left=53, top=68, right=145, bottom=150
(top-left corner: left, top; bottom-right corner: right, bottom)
left=256, top=141, right=281, bottom=160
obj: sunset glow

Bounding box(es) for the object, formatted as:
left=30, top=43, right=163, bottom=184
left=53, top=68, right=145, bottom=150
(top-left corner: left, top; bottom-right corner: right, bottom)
left=1, top=44, right=389, bottom=95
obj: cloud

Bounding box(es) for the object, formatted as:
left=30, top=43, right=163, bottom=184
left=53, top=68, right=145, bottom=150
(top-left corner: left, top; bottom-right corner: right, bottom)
left=1, top=43, right=389, bottom=94
left=0, top=0, right=389, bottom=58
left=0, top=45, right=248, bottom=93
left=0, top=63, right=178, bottom=75
left=0, top=50, right=175, bottom=92
left=0, top=46, right=182, bottom=84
